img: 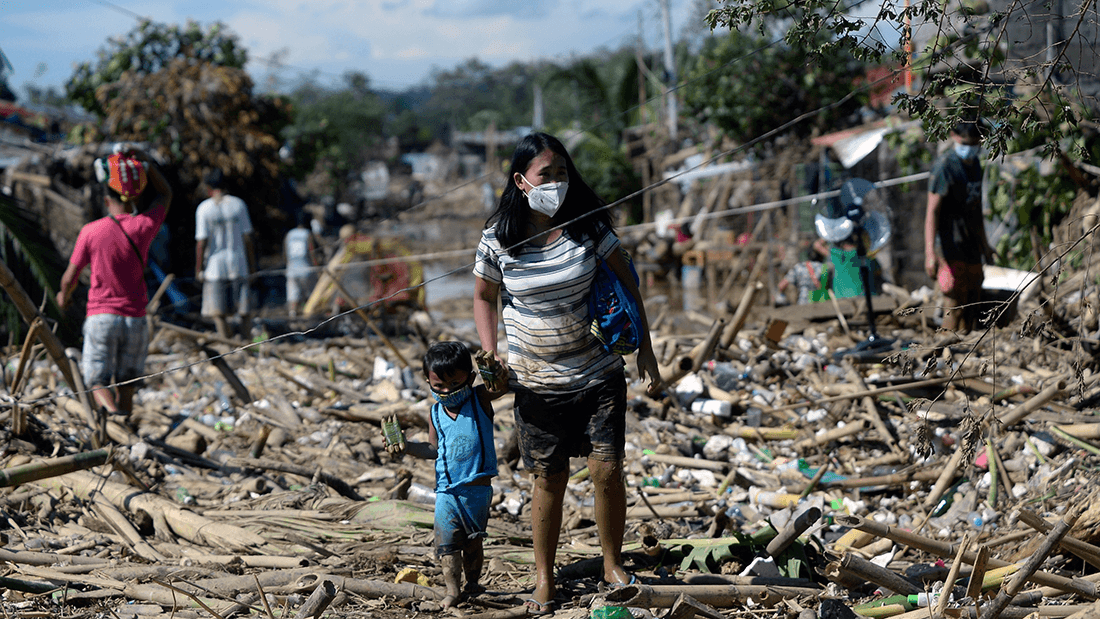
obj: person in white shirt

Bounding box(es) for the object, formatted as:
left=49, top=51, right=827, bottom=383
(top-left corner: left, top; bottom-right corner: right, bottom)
left=284, top=210, right=318, bottom=317
left=195, top=169, right=256, bottom=340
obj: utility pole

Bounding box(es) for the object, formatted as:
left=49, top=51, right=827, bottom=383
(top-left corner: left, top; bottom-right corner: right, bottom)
left=659, top=0, right=678, bottom=143
left=532, top=83, right=544, bottom=130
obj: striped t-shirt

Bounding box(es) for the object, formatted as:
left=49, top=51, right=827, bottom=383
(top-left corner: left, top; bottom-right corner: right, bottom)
left=474, top=223, right=625, bottom=393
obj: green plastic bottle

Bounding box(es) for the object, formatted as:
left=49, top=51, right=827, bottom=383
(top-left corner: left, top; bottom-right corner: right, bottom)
left=591, top=606, right=632, bottom=619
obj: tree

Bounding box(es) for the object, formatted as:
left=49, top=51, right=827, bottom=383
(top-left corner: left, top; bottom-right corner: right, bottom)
left=283, top=71, right=385, bottom=196
left=66, top=19, right=247, bottom=117
left=66, top=19, right=290, bottom=263
left=704, top=0, right=1099, bottom=160
left=680, top=28, right=866, bottom=146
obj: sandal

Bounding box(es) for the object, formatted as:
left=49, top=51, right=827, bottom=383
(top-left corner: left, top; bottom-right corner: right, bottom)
left=523, top=598, right=555, bottom=616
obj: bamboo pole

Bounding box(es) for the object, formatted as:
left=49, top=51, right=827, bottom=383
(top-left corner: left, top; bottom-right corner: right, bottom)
left=719, top=281, right=763, bottom=349
left=154, top=320, right=357, bottom=377
left=1017, top=509, right=1100, bottom=570
left=0, top=448, right=110, bottom=487
left=835, top=552, right=921, bottom=594
left=998, top=377, right=1067, bottom=426
left=771, top=373, right=981, bottom=414
left=0, top=258, right=78, bottom=391
left=979, top=512, right=1078, bottom=619
left=225, top=457, right=363, bottom=501
left=767, top=507, right=821, bottom=558
left=793, top=419, right=870, bottom=451
left=834, top=514, right=1098, bottom=599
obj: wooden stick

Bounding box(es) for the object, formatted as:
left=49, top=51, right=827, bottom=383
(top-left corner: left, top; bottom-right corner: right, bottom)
left=937, top=533, right=971, bottom=615
left=979, top=512, right=1078, bottom=619
left=0, top=257, right=78, bottom=392
left=225, top=457, right=363, bottom=501
left=322, top=267, right=409, bottom=368
left=770, top=373, right=981, bottom=414
left=1017, top=509, right=1100, bottom=570
left=834, top=514, right=1097, bottom=599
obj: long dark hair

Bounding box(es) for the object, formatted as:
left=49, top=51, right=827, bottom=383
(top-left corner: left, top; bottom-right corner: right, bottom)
left=486, top=132, right=613, bottom=257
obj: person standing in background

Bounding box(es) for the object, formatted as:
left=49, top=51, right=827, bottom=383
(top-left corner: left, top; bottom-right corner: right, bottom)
left=195, top=169, right=256, bottom=340
left=284, top=210, right=318, bottom=317
left=925, top=121, right=995, bottom=333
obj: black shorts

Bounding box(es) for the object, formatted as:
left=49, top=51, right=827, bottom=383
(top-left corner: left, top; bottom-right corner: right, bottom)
left=513, top=371, right=626, bottom=476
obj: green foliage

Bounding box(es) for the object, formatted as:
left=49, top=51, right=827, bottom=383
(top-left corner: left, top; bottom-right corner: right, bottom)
left=680, top=28, right=866, bottom=145
left=568, top=132, right=642, bottom=223
left=283, top=71, right=385, bottom=190
left=0, top=193, right=68, bottom=342
left=704, top=0, right=1097, bottom=161
left=883, top=122, right=934, bottom=176
left=990, top=165, right=1078, bottom=270
left=66, top=19, right=247, bottom=116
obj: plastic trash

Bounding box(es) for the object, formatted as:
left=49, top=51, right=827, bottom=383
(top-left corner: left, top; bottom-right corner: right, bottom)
left=591, top=605, right=633, bottom=619
left=691, top=398, right=732, bottom=418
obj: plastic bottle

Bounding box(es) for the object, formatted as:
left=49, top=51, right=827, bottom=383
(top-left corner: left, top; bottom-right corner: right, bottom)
left=907, top=593, right=939, bottom=607
left=407, top=483, right=436, bottom=506
left=691, top=398, right=732, bottom=418
left=930, top=478, right=969, bottom=517
left=591, top=605, right=633, bottom=619
left=703, top=360, right=742, bottom=391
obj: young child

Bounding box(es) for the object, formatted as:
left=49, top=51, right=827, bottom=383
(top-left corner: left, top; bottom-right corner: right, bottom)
left=383, top=341, right=504, bottom=608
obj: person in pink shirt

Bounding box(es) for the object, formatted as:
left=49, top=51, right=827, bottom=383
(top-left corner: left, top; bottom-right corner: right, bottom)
left=56, top=149, right=172, bottom=417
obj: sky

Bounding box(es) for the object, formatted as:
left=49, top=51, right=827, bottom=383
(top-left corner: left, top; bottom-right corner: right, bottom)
left=0, top=0, right=697, bottom=98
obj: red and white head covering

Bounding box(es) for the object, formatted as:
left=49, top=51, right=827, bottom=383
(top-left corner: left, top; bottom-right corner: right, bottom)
left=94, top=148, right=147, bottom=202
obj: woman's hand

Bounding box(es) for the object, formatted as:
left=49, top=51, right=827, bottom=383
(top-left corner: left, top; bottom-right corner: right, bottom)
left=636, top=346, right=662, bottom=396
left=925, top=253, right=939, bottom=279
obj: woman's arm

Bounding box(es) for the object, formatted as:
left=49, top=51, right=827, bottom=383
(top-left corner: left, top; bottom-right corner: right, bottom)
left=604, top=249, right=662, bottom=393
left=474, top=275, right=502, bottom=358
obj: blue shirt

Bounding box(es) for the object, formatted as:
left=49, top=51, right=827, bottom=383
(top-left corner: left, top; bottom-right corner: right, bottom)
left=431, top=394, right=497, bottom=493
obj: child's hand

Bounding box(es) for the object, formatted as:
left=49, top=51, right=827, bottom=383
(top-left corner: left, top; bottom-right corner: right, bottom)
left=381, top=415, right=406, bottom=457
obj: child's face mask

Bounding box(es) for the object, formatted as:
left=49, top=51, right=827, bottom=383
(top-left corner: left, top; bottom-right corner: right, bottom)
left=431, top=383, right=473, bottom=408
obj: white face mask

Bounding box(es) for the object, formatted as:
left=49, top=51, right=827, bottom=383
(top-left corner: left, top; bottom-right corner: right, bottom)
left=521, top=174, right=569, bottom=217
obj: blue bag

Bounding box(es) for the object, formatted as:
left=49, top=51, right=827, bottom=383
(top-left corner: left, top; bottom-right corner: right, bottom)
left=589, top=248, right=643, bottom=356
